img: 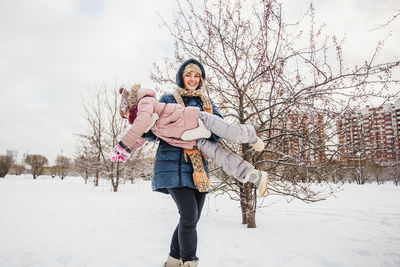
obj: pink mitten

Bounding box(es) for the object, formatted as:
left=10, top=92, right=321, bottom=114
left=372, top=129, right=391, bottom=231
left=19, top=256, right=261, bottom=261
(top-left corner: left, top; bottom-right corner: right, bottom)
left=109, top=143, right=131, bottom=163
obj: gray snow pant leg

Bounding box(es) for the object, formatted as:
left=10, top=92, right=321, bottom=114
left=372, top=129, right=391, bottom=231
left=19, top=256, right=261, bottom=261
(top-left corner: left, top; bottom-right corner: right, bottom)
left=196, top=139, right=254, bottom=182
left=198, top=112, right=258, bottom=144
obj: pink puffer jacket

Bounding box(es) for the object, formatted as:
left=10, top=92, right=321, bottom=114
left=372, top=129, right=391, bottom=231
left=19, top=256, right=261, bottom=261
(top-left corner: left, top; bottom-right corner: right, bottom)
left=121, top=88, right=199, bottom=151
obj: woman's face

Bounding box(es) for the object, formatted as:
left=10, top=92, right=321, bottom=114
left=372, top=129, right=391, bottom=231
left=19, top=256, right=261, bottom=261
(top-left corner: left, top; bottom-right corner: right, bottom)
left=183, top=71, right=201, bottom=90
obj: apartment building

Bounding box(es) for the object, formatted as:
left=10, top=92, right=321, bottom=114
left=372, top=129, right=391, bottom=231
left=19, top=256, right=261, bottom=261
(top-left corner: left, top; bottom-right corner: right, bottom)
left=337, top=98, right=400, bottom=163
left=270, top=112, right=326, bottom=163
left=6, top=150, right=18, bottom=162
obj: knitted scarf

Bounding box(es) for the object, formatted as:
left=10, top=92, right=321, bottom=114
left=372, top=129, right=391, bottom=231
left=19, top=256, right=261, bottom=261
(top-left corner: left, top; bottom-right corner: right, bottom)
left=173, top=88, right=213, bottom=192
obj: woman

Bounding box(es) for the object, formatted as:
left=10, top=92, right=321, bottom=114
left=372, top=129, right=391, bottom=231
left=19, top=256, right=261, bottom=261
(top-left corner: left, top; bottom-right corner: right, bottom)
left=155, top=59, right=223, bottom=267
left=107, top=59, right=267, bottom=265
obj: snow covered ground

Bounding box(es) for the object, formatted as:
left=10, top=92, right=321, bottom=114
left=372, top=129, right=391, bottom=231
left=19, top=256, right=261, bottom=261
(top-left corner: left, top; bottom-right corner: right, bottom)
left=0, top=175, right=399, bottom=267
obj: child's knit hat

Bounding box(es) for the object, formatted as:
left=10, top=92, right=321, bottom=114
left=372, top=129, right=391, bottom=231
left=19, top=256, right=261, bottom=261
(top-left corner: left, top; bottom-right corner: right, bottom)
left=119, top=84, right=141, bottom=119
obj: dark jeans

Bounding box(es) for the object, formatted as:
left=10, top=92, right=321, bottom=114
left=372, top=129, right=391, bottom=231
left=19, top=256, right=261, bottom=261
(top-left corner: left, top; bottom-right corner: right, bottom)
left=167, top=187, right=206, bottom=262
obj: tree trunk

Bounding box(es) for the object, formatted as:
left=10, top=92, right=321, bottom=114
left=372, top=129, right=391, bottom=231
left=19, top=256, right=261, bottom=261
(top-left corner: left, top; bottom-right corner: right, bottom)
left=239, top=182, right=257, bottom=228
left=94, top=170, right=99, bottom=186
left=239, top=185, right=248, bottom=224
left=111, top=178, right=118, bottom=192
left=245, top=183, right=256, bottom=228
left=115, top=175, right=120, bottom=192
left=240, top=144, right=257, bottom=228
left=94, top=155, right=100, bottom=187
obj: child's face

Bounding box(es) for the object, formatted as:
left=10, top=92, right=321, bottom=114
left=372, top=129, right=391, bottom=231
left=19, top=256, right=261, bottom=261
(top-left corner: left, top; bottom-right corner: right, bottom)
left=183, top=71, right=201, bottom=90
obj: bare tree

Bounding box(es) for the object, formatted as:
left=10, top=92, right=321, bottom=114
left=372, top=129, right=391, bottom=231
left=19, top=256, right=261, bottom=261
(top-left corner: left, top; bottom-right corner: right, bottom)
left=74, top=152, right=92, bottom=184
left=124, top=156, right=154, bottom=183
left=79, top=88, right=106, bottom=187
left=55, top=155, right=71, bottom=180
left=152, top=0, right=400, bottom=227
left=12, top=163, right=26, bottom=176
left=381, top=162, right=400, bottom=185
left=74, top=140, right=100, bottom=184
left=24, top=154, right=48, bottom=179
left=0, top=155, right=12, bottom=178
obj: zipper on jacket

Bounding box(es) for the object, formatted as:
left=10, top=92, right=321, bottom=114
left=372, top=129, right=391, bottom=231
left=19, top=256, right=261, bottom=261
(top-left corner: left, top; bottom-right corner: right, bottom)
left=178, top=97, right=189, bottom=188
left=178, top=149, right=183, bottom=187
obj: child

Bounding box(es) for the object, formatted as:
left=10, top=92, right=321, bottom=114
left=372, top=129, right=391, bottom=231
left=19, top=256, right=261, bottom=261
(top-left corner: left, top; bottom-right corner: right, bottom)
left=109, top=86, right=269, bottom=197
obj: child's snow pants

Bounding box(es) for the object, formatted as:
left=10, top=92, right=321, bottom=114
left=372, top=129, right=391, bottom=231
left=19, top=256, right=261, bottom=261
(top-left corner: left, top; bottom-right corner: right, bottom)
left=196, top=112, right=258, bottom=182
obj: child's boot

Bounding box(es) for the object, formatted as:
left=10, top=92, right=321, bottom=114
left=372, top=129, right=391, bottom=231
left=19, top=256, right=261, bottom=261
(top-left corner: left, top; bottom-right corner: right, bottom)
left=245, top=170, right=269, bottom=197
left=250, top=137, right=264, bottom=152
left=163, top=255, right=182, bottom=267
left=181, top=119, right=211, bottom=140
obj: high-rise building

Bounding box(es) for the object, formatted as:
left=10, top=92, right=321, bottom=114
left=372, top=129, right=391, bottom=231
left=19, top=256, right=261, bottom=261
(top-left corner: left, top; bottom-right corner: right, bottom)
left=392, top=99, right=400, bottom=161
left=270, top=112, right=326, bottom=163
left=337, top=99, right=400, bottom=163
left=6, top=150, right=18, bottom=162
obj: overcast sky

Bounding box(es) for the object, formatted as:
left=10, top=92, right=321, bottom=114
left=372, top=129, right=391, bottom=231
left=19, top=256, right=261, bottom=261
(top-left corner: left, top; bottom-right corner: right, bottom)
left=0, top=0, right=399, bottom=164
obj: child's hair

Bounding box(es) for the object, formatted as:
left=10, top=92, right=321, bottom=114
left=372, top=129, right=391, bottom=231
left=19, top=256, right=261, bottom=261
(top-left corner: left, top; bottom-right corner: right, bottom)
left=119, top=84, right=141, bottom=122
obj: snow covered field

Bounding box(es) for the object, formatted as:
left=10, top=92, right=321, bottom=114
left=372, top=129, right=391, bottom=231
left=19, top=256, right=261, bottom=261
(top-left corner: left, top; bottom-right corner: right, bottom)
left=0, top=175, right=399, bottom=267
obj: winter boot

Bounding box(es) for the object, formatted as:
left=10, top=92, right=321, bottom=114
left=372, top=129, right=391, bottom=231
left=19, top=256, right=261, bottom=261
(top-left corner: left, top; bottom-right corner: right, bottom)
left=182, top=258, right=199, bottom=267
left=181, top=118, right=211, bottom=141
left=250, top=136, right=264, bottom=152
left=245, top=170, right=269, bottom=197
left=163, top=255, right=183, bottom=267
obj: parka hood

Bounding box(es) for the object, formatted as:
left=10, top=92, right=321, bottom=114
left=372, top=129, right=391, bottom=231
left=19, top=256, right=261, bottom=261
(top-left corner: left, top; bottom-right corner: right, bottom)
left=175, top=59, right=206, bottom=89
